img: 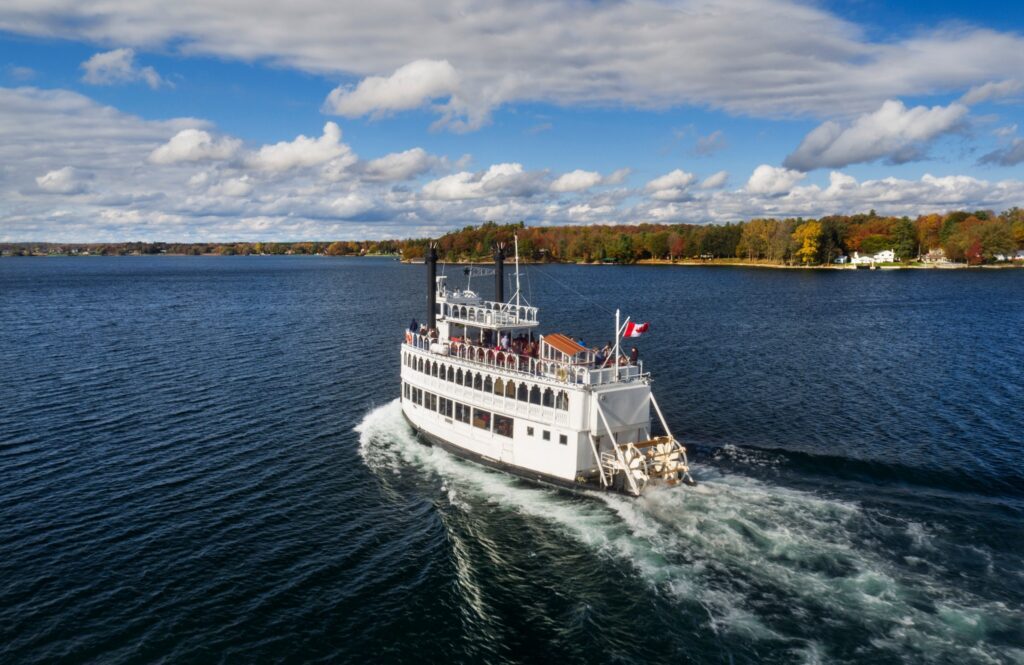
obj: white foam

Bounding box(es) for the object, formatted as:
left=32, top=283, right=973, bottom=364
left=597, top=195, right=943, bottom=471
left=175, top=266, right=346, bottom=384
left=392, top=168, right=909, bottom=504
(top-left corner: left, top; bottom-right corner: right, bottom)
left=356, top=400, right=1021, bottom=661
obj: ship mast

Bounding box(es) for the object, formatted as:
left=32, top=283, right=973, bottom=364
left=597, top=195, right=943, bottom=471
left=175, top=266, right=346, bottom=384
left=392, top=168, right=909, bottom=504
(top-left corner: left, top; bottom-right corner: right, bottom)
left=514, top=234, right=521, bottom=312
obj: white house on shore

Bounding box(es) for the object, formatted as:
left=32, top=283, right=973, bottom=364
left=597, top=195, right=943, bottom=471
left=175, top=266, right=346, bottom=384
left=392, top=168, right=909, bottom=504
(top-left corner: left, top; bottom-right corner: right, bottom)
left=850, top=249, right=896, bottom=265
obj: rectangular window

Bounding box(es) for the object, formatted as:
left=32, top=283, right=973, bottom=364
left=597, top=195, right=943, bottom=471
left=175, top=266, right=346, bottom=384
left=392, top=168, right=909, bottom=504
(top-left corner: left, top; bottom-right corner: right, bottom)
left=494, top=415, right=514, bottom=438
left=472, top=408, right=492, bottom=431
left=403, top=382, right=409, bottom=399
left=439, top=397, right=453, bottom=418
left=527, top=426, right=534, bottom=437
left=542, top=430, right=550, bottom=441
left=559, top=434, right=568, bottom=445
left=455, top=402, right=470, bottom=424
left=426, top=393, right=437, bottom=411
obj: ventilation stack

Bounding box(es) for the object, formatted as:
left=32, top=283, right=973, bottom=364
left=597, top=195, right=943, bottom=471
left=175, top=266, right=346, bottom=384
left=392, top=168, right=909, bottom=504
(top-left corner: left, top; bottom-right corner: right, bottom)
left=426, top=242, right=439, bottom=330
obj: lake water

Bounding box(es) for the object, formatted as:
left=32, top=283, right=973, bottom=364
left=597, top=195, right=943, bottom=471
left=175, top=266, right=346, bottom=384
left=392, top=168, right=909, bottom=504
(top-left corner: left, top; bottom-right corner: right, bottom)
left=1, top=257, right=1022, bottom=664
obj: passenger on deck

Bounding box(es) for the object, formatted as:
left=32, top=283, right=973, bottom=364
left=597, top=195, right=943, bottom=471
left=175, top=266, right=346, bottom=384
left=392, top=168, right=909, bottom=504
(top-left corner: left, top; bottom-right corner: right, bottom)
left=500, top=333, right=509, bottom=350
left=594, top=349, right=606, bottom=367
left=630, top=346, right=639, bottom=364
left=409, top=318, right=418, bottom=332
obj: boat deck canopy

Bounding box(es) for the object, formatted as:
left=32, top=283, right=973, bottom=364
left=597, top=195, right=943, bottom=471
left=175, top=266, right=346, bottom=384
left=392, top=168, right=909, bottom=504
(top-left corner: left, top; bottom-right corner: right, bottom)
left=543, top=333, right=586, bottom=357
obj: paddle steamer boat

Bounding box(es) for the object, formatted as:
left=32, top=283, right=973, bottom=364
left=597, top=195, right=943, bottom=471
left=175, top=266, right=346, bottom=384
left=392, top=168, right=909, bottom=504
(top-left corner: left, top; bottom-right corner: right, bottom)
left=400, top=239, right=694, bottom=496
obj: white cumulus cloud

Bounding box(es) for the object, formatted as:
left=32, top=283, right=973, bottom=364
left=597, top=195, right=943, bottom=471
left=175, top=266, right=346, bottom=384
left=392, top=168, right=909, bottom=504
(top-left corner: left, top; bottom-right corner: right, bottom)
left=645, top=169, right=696, bottom=192
left=35, top=166, right=91, bottom=194
left=700, top=170, right=729, bottom=189
left=362, top=148, right=437, bottom=181
left=550, top=169, right=603, bottom=193
left=247, top=122, right=355, bottom=173
left=784, top=100, right=968, bottom=171
left=149, top=129, right=241, bottom=164
left=644, top=169, right=696, bottom=201
left=80, top=48, right=166, bottom=89
left=746, top=165, right=805, bottom=195
left=207, top=175, right=252, bottom=197
left=324, top=59, right=459, bottom=118
left=422, top=163, right=545, bottom=200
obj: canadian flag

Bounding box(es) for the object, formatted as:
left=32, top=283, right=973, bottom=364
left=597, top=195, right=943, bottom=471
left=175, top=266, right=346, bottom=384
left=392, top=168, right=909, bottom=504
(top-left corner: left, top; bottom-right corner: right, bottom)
left=623, top=321, right=649, bottom=338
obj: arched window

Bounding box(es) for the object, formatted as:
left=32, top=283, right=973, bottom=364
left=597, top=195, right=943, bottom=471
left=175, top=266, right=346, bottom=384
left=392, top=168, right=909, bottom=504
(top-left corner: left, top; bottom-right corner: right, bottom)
left=464, top=371, right=473, bottom=387
left=438, top=363, right=445, bottom=378
left=494, top=378, right=504, bottom=396
left=447, top=366, right=454, bottom=382
left=431, top=361, right=438, bottom=377
left=484, top=376, right=493, bottom=393
left=474, top=373, right=483, bottom=391
left=556, top=390, right=569, bottom=410
left=460, top=306, right=467, bottom=319
left=418, top=357, right=424, bottom=373
left=505, top=380, right=516, bottom=398
left=517, top=383, right=528, bottom=401
left=456, top=368, right=464, bottom=384
left=530, top=385, right=541, bottom=405
left=543, top=387, right=554, bottom=408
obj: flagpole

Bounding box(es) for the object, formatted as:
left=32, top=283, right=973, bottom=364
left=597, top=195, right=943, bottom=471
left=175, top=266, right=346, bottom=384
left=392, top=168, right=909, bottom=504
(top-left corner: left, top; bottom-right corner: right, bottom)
left=614, top=309, right=620, bottom=382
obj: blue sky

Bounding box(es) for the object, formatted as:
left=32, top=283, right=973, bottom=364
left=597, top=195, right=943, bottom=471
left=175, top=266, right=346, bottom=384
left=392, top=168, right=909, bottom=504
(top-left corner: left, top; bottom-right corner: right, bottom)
left=1, top=0, right=1023, bottom=241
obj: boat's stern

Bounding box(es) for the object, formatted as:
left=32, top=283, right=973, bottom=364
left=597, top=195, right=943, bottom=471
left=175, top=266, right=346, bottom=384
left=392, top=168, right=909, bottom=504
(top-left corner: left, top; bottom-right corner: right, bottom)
left=584, top=383, right=695, bottom=496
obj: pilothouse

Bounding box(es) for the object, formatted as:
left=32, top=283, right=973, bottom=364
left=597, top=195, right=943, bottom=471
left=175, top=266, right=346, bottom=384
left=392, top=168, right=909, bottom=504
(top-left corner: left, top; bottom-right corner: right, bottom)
left=400, top=238, right=694, bottom=496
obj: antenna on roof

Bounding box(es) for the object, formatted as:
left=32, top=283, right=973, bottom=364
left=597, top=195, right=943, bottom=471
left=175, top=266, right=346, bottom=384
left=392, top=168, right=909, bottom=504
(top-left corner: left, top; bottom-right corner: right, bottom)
left=514, top=235, right=521, bottom=311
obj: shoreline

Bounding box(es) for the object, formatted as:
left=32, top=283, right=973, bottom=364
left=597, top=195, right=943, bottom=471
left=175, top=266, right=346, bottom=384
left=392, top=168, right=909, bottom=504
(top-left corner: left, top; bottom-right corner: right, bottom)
left=5, top=254, right=1022, bottom=269
left=402, top=258, right=1022, bottom=270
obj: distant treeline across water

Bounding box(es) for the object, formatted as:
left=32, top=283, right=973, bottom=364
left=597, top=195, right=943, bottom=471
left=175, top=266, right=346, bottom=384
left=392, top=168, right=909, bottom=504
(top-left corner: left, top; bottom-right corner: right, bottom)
left=6, top=208, right=1024, bottom=265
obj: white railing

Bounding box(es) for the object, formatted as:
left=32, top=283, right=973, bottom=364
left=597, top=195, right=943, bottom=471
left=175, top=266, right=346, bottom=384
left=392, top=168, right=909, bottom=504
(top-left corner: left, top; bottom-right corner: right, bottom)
left=439, top=300, right=539, bottom=328
left=403, top=332, right=644, bottom=386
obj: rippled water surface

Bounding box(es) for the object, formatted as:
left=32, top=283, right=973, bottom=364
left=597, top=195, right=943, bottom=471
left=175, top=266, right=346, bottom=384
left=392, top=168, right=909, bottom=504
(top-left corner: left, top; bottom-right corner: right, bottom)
left=2, top=257, right=1023, bottom=664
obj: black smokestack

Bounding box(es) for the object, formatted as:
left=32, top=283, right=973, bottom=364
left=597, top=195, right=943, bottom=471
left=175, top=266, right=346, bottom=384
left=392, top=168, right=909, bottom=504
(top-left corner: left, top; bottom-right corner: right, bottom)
left=426, top=242, right=438, bottom=330
left=494, top=242, right=506, bottom=303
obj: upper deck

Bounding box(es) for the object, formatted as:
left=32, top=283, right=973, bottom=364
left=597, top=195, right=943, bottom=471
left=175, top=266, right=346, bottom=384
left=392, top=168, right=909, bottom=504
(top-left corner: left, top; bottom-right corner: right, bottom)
left=404, top=332, right=646, bottom=387
left=439, top=298, right=539, bottom=329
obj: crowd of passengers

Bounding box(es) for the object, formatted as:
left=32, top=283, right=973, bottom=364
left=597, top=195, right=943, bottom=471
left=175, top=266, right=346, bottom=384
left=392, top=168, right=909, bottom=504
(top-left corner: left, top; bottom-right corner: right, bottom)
left=409, top=318, right=639, bottom=368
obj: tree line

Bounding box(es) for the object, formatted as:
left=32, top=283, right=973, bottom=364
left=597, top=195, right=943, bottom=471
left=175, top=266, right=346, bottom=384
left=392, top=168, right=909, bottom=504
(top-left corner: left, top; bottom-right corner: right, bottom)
left=4, top=208, right=1023, bottom=265
left=402, top=209, right=1024, bottom=265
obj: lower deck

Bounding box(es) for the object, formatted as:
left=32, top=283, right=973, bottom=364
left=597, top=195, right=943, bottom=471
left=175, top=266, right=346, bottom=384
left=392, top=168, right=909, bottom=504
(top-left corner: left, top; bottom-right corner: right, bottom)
left=401, top=390, right=592, bottom=482
left=401, top=408, right=642, bottom=496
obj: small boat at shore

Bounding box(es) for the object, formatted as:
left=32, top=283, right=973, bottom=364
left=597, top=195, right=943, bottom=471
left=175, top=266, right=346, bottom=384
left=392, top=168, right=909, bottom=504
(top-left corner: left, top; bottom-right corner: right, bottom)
left=399, top=238, right=694, bottom=496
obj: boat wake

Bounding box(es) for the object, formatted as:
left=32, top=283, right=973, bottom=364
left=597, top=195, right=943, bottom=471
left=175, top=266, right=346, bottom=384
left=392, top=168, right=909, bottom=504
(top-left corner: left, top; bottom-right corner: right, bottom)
left=356, top=400, right=1021, bottom=663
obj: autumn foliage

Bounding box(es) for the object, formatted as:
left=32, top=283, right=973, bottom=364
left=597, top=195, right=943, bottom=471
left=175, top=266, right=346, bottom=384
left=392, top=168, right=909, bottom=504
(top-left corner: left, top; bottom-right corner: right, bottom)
left=5, top=208, right=1023, bottom=264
